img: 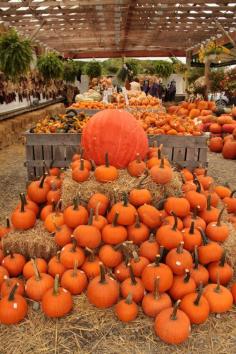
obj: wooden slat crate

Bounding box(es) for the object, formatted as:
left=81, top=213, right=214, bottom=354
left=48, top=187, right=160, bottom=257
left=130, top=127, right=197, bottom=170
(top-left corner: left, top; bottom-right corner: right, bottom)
left=24, top=132, right=208, bottom=180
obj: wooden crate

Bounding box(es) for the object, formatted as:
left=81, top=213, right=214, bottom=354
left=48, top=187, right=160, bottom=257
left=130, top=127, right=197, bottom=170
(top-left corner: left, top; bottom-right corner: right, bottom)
left=24, top=132, right=208, bottom=180
left=148, top=135, right=208, bottom=169
left=24, top=132, right=82, bottom=180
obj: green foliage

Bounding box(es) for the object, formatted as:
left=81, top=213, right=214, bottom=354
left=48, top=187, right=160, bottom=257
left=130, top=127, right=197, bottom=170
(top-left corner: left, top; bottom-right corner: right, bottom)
left=209, top=69, right=225, bottom=93
left=63, top=61, right=78, bottom=82
left=85, top=60, right=102, bottom=78
left=154, top=60, right=173, bottom=78
left=102, top=58, right=121, bottom=75
left=170, top=57, right=187, bottom=74
left=37, top=52, right=63, bottom=80
left=126, top=59, right=139, bottom=78
left=139, top=60, right=156, bottom=74
left=186, top=67, right=205, bottom=85
left=0, top=29, right=33, bottom=81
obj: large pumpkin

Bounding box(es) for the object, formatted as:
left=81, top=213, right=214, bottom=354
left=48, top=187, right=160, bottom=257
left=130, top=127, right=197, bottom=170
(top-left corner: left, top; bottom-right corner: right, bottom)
left=82, top=109, right=148, bottom=168
left=209, top=137, right=223, bottom=153
left=222, top=140, right=236, bottom=159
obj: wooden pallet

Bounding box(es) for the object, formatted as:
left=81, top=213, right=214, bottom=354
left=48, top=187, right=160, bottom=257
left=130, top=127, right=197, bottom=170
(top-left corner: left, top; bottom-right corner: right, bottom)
left=24, top=132, right=208, bottom=180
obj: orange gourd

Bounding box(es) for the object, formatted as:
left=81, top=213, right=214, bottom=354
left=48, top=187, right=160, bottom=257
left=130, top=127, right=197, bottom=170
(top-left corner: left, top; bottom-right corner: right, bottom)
left=102, top=213, right=127, bottom=245
left=94, top=153, right=118, bottom=182
left=198, top=229, right=223, bottom=265
left=183, top=207, right=206, bottom=230
left=0, top=284, right=28, bottom=324
left=81, top=248, right=100, bottom=279
left=61, top=260, right=88, bottom=295
left=185, top=179, right=207, bottom=211
left=0, top=277, right=24, bottom=297
left=54, top=224, right=73, bottom=247
left=208, top=251, right=233, bottom=285
left=203, top=275, right=233, bottom=313
left=130, top=251, right=149, bottom=277
left=169, top=269, right=196, bottom=300
left=165, top=242, right=193, bottom=275
left=182, top=221, right=202, bottom=252
left=0, top=266, right=9, bottom=287
left=48, top=252, right=66, bottom=279
left=127, top=153, right=146, bottom=177
left=115, top=293, right=138, bottom=322
left=199, top=195, right=220, bottom=223
left=92, top=202, right=108, bottom=230
left=138, top=204, right=161, bottom=229
left=74, top=208, right=102, bottom=249
left=72, top=159, right=90, bottom=183
left=87, top=193, right=109, bottom=216
left=46, top=183, right=61, bottom=204
left=223, top=190, right=236, bottom=213
left=98, top=244, right=123, bottom=268
left=2, top=252, right=26, bottom=277
left=162, top=215, right=183, bottom=230
left=63, top=198, right=88, bottom=229
left=23, top=258, right=48, bottom=279
left=165, top=197, right=190, bottom=218
left=44, top=209, right=64, bottom=233
left=127, top=215, right=149, bottom=245
left=108, top=193, right=137, bottom=226
left=0, top=218, right=11, bottom=239
left=60, top=239, right=85, bottom=269
left=156, top=212, right=183, bottom=250
left=11, top=194, right=36, bottom=230
left=129, top=184, right=152, bottom=207
left=214, top=184, right=231, bottom=199
left=120, top=264, right=145, bottom=303
left=197, top=171, right=214, bottom=190
left=27, top=174, right=50, bottom=204
left=206, top=208, right=229, bottom=242
left=139, top=233, right=160, bottom=262
left=150, top=159, right=173, bottom=185
left=190, top=246, right=209, bottom=286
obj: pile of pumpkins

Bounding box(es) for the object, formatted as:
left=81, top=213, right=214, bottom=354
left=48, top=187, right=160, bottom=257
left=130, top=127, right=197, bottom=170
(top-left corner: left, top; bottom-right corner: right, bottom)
left=0, top=147, right=236, bottom=346
left=168, top=100, right=216, bottom=119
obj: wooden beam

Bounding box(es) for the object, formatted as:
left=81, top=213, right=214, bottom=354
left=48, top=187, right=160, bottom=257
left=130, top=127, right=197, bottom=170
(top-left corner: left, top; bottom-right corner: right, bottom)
left=63, top=49, right=186, bottom=58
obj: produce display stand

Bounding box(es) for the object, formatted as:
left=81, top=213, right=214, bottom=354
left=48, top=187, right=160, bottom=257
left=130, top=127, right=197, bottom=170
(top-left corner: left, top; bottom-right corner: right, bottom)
left=24, top=131, right=208, bottom=180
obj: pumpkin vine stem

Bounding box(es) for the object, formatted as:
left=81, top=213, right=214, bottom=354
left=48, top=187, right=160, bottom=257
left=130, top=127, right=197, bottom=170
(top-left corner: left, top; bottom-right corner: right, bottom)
left=99, top=263, right=107, bottom=284
left=8, top=283, right=19, bottom=301
left=153, top=276, right=160, bottom=300
left=137, top=169, right=149, bottom=188
left=192, top=207, right=198, bottom=220
left=32, top=258, right=41, bottom=281
left=72, top=259, right=78, bottom=277
left=39, top=173, right=47, bottom=189
left=128, top=263, right=137, bottom=285
left=21, top=193, right=28, bottom=207
left=105, top=153, right=110, bottom=168
left=55, top=251, right=61, bottom=262
left=6, top=250, right=14, bottom=259
left=80, top=159, right=85, bottom=171
left=154, top=254, right=161, bottom=267
left=171, top=212, right=178, bottom=231
left=206, top=195, right=212, bottom=211
left=90, top=159, right=96, bottom=171
left=193, top=179, right=202, bottom=193
left=6, top=218, right=10, bottom=229
left=122, top=192, right=129, bottom=207
left=204, top=169, right=208, bottom=177
left=193, top=246, right=199, bottom=269
left=132, top=251, right=140, bottom=263
left=136, top=153, right=141, bottom=163
left=134, top=215, right=141, bottom=228
left=125, top=293, right=133, bottom=305
left=184, top=269, right=190, bottom=283
left=19, top=193, right=25, bottom=213
left=53, top=274, right=60, bottom=296
left=199, top=228, right=209, bottom=245
left=157, top=146, right=162, bottom=160
left=215, top=272, right=221, bottom=293
left=72, top=198, right=79, bottom=210
left=194, top=282, right=203, bottom=306
left=85, top=247, right=95, bottom=261
left=219, top=251, right=226, bottom=267
left=230, top=190, right=236, bottom=198
left=190, top=221, right=195, bottom=235
left=170, top=300, right=181, bottom=320
left=177, top=242, right=184, bottom=254
left=159, top=158, right=165, bottom=169
left=95, top=202, right=100, bottom=221
left=112, top=212, right=119, bottom=227
left=148, top=233, right=156, bottom=243
left=70, top=237, right=77, bottom=252
left=88, top=208, right=94, bottom=225
left=217, top=208, right=225, bottom=226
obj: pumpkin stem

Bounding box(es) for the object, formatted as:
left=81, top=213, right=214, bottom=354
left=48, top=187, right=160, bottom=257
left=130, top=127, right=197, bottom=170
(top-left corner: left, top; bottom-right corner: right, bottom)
left=199, top=228, right=209, bottom=245
left=19, top=193, right=25, bottom=213
left=215, top=272, right=221, bottom=293
left=90, top=159, right=96, bottom=171
left=219, top=250, right=226, bottom=267
left=230, top=190, right=236, bottom=198
left=137, top=169, right=149, bottom=188
left=192, top=207, right=198, bottom=220
left=159, top=158, right=165, bottom=169
left=177, top=241, right=184, bottom=254
left=80, top=147, right=84, bottom=159
left=70, top=237, right=77, bottom=252
left=128, top=263, right=137, bottom=285
left=85, top=247, right=95, bottom=262
left=157, top=147, right=162, bottom=160
left=80, top=159, right=85, bottom=171
left=193, top=179, right=201, bottom=193
left=105, top=153, right=110, bottom=168
left=32, top=258, right=41, bottom=281
left=72, top=259, right=78, bottom=277
left=204, top=169, right=208, bottom=177
left=194, top=282, right=203, bottom=306
left=193, top=246, right=199, bottom=269
left=206, top=195, right=212, bottom=211
left=21, top=193, right=28, bottom=206
left=95, top=202, right=101, bottom=221
left=72, top=198, right=79, bottom=210
left=49, top=160, right=55, bottom=169
left=171, top=212, right=178, bottom=231
left=125, top=293, right=133, bottom=305
left=159, top=245, right=164, bottom=261
left=122, top=192, right=129, bottom=207
left=8, top=283, right=18, bottom=301
left=217, top=208, right=225, bottom=226
left=180, top=172, right=186, bottom=184
left=53, top=274, right=60, bottom=296
left=183, top=269, right=190, bottom=283
left=55, top=251, right=61, bottom=262
left=88, top=208, right=94, bottom=225
left=189, top=221, right=195, bottom=234
left=132, top=251, right=140, bottom=263
left=170, top=300, right=181, bottom=320
left=134, top=214, right=141, bottom=228
left=153, top=276, right=160, bottom=300
left=39, top=173, right=47, bottom=189
left=6, top=250, right=14, bottom=259
left=136, top=153, right=141, bottom=163
left=99, top=263, right=107, bottom=284
left=155, top=198, right=166, bottom=210
left=6, top=218, right=10, bottom=229
left=154, top=254, right=161, bottom=267
left=148, top=233, right=156, bottom=243
left=112, top=212, right=119, bottom=227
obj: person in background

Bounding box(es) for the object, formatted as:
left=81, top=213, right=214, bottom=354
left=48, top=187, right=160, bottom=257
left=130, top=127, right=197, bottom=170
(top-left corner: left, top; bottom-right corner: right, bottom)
left=130, top=77, right=141, bottom=91
left=142, top=78, right=150, bottom=94
left=149, top=77, right=159, bottom=97
left=157, top=78, right=164, bottom=100
left=168, top=80, right=176, bottom=101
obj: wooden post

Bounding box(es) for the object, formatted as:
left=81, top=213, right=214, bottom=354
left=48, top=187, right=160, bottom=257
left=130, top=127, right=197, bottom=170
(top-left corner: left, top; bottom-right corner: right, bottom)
left=185, top=50, right=192, bottom=91
left=204, top=58, right=211, bottom=100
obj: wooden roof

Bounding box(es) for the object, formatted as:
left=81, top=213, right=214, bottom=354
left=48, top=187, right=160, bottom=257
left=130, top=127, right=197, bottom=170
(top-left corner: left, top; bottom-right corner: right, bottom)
left=0, top=1, right=236, bottom=58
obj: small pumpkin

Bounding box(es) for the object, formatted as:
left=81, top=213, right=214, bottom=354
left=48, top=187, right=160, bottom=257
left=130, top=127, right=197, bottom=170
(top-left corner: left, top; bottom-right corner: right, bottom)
left=81, top=248, right=100, bottom=279
left=61, top=260, right=88, bottom=295
left=46, top=183, right=61, bottom=204
left=165, top=242, right=193, bottom=275
left=206, top=208, right=229, bottom=242
left=48, top=252, right=66, bottom=279
left=182, top=221, right=202, bottom=252
left=115, top=293, right=138, bottom=322
left=156, top=212, right=183, bottom=250
left=0, top=277, right=25, bottom=297
left=92, top=202, right=108, bottom=230
left=222, top=140, right=236, bottom=159
left=150, top=159, right=173, bottom=185
left=138, top=204, right=161, bottom=229
left=223, top=190, right=236, bottom=213
left=102, top=213, right=128, bottom=245
left=2, top=252, right=26, bottom=277
left=74, top=208, right=102, bottom=249
left=169, top=269, right=196, bottom=300
left=87, top=193, right=109, bottom=216
left=185, top=179, right=207, bottom=211
left=23, top=258, right=48, bottom=279
left=27, top=174, right=50, bottom=204
left=127, top=153, right=146, bottom=177
left=139, top=233, right=160, bottom=262
left=165, top=197, right=190, bottom=218
left=87, top=263, right=119, bottom=308
left=154, top=300, right=191, bottom=344
left=94, top=153, right=118, bottom=182
left=198, top=229, right=223, bottom=265
left=214, top=184, right=231, bottom=199
left=208, top=251, right=233, bottom=285
left=63, top=198, right=88, bottom=229
left=0, top=218, right=11, bottom=239
left=108, top=193, right=137, bottom=226
left=127, top=215, right=149, bottom=245
left=42, top=274, right=73, bottom=318
left=130, top=251, right=149, bottom=277
left=199, top=195, right=220, bottom=223
left=0, top=284, right=28, bottom=324
left=209, top=137, right=223, bottom=152
left=183, top=207, right=206, bottom=230
left=54, top=224, right=73, bottom=247
left=72, top=159, right=90, bottom=183
left=98, top=244, right=123, bottom=268
left=120, top=264, right=145, bottom=303
left=0, top=265, right=9, bottom=287
left=60, top=239, right=85, bottom=269
left=203, top=275, right=233, bottom=313
left=11, top=194, right=36, bottom=230
left=190, top=246, right=209, bottom=286
left=44, top=208, right=64, bottom=233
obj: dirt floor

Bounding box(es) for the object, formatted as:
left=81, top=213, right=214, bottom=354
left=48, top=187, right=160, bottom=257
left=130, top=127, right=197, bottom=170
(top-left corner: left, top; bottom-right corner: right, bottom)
left=0, top=144, right=235, bottom=354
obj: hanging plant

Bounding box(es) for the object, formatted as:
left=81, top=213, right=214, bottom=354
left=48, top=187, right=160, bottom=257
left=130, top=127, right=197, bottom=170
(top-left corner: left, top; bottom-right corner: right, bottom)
left=63, top=61, right=78, bottom=83
left=37, top=52, right=63, bottom=80
left=154, top=60, right=173, bottom=78
left=198, top=41, right=231, bottom=63
left=0, top=29, right=33, bottom=81
left=170, top=57, right=187, bottom=74
left=85, top=61, right=102, bottom=79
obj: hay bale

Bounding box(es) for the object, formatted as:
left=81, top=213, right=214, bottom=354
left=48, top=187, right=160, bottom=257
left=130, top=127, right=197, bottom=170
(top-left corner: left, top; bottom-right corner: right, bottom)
left=2, top=221, right=58, bottom=260
left=62, top=169, right=183, bottom=207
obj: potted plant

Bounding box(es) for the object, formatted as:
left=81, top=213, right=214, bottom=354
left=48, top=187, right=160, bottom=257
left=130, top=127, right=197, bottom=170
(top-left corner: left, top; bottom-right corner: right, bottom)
left=37, top=52, right=63, bottom=80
